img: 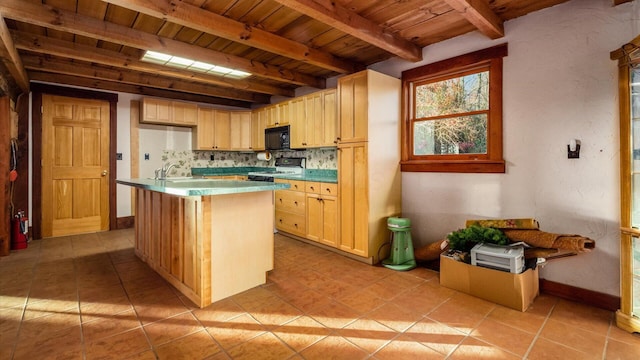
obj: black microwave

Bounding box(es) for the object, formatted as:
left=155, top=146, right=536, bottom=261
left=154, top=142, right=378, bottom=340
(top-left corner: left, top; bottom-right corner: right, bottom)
left=265, top=125, right=290, bottom=150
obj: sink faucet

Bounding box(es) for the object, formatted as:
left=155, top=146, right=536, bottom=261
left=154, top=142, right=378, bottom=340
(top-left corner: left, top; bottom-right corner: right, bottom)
left=155, top=162, right=177, bottom=180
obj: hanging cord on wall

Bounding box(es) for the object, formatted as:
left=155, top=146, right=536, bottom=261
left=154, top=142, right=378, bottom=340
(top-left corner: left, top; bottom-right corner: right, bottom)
left=9, top=138, right=18, bottom=217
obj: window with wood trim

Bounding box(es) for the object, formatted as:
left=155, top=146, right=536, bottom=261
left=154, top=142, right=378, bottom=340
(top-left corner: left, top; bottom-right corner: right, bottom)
left=401, top=44, right=508, bottom=173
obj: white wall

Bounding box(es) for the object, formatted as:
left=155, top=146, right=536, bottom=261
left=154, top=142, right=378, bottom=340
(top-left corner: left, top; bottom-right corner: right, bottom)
left=369, top=0, right=639, bottom=296
left=116, top=95, right=193, bottom=217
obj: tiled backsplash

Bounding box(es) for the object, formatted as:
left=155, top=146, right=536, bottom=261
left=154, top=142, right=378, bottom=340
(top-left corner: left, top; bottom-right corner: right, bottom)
left=162, top=148, right=337, bottom=177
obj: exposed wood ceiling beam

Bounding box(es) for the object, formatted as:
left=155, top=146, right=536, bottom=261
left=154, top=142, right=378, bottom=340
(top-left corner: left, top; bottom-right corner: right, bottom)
left=273, top=0, right=423, bottom=62
left=443, top=0, right=504, bottom=39
left=20, top=53, right=271, bottom=104
left=29, top=71, right=253, bottom=108
left=12, top=30, right=293, bottom=98
left=0, top=14, right=28, bottom=92
left=102, top=0, right=360, bottom=74
left=0, top=0, right=324, bottom=88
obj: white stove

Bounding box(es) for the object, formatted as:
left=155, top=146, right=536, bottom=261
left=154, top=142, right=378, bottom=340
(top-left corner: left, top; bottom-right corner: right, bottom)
left=248, top=157, right=305, bottom=181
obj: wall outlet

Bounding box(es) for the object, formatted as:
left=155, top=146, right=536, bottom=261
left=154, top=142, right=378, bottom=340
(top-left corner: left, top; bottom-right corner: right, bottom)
left=116, top=153, right=123, bottom=160
left=144, top=153, right=150, bottom=160
left=210, top=154, right=215, bottom=161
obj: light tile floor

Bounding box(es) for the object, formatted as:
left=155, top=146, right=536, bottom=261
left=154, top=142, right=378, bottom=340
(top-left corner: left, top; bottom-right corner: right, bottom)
left=1, top=229, right=640, bottom=359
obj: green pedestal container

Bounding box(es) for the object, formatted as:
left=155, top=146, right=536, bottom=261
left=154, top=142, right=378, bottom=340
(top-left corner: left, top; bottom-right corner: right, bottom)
left=382, top=217, right=416, bottom=271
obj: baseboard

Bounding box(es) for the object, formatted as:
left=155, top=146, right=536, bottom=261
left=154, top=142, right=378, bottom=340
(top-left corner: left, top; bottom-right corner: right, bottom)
left=116, top=216, right=134, bottom=229
left=539, top=279, right=620, bottom=312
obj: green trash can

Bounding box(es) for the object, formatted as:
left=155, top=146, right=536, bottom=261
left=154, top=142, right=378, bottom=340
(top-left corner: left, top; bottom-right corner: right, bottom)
left=382, top=217, right=416, bottom=271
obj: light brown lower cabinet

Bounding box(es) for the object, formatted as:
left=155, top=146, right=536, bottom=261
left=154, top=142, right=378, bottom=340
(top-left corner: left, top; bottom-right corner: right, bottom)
left=306, top=182, right=338, bottom=247
left=274, top=179, right=306, bottom=237
left=275, top=179, right=339, bottom=249
left=133, top=188, right=274, bottom=308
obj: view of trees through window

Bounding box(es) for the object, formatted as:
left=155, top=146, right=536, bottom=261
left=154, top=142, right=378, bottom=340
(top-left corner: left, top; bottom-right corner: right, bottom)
left=413, top=71, right=489, bottom=155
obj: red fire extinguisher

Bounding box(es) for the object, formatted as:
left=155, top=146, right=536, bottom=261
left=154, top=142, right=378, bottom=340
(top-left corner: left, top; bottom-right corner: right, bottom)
left=11, top=210, right=28, bottom=250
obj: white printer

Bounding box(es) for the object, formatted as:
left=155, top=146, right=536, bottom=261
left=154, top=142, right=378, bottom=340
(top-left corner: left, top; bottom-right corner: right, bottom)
left=471, top=243, right=525, bottom=274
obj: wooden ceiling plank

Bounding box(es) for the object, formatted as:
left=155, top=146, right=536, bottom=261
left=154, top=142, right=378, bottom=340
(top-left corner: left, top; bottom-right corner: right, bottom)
left=101, top=0, right=358, bottom=73
left=12, top=30, right=293, bottom=97
left=29, top=71, right=253, bottom=108
left=20, top=53, right=271, bottom=103
left=443, top=0, right=504, bottom=39
left=273, top=0, right=422, bottom=62
left=0, top=15, right=28, bottom=92
left=0, top=0, right=323, bottom=88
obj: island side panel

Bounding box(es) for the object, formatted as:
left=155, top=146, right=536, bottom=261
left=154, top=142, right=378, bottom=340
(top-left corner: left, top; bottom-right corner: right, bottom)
left=208, top=191, right=275, bottom=303
left=134, top=188, right=211, bottom=308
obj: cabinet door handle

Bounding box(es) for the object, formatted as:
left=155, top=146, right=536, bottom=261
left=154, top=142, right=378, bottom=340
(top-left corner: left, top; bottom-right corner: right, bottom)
left=310, top=186, right=315, bottom=191
left=325, top=188, right=331, bottom=193
left=279, top=219, right=283, bottom=223
left=294, top=201, right=298, bottom=205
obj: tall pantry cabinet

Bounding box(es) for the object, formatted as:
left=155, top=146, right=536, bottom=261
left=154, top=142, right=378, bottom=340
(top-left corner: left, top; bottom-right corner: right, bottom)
left=337, top=69, right=402, bottom=263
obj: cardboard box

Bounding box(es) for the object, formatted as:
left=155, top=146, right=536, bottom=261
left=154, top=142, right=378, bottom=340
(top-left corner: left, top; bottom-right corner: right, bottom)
left=439, top=254, right=539, bottom=311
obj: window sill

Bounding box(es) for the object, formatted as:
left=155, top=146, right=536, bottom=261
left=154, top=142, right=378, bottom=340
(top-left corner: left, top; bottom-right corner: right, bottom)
left=400, top=159, right=505, bottom=173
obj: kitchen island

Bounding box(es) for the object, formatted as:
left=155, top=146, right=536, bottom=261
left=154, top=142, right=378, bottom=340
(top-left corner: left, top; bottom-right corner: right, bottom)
left=116, top=178, right=289, bottom=308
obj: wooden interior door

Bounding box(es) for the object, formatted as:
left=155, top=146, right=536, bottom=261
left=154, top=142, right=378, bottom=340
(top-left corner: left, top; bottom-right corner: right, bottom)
left=42, top=95, right=110, bottom=237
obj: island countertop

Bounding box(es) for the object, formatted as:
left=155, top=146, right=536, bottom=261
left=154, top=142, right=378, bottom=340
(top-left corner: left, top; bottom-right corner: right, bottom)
left=116, top=178, right=290, bottom=196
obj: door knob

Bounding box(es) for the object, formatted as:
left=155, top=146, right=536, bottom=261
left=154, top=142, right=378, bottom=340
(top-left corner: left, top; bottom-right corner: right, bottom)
left=102, top=170, right=108, bottom=176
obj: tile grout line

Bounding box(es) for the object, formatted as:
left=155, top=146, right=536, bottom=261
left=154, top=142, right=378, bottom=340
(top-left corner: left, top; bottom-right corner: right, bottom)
left=9, top=242, right=39, bottom=360
left=522, top=299, right=557, bottom=359
left=106, top=239, right=157, bottom=359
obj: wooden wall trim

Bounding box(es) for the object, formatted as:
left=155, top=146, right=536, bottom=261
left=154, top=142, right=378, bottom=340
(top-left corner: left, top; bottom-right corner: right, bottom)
left=540, top=279, right=620, bottom=312
left=30, top=83, right=118, bottom=102
left=109, top=101, right=117, bottom=231
left=130, top=100, right=139, bottom=216
left=116, top=216, right=134, bottom=229
left=31, top=83, right=118, bottom=239
left=14, top=93, right=28, bottom=222
left=31, top=92, right=42, bottom=240
left=1, top=97, right=10, bottom=256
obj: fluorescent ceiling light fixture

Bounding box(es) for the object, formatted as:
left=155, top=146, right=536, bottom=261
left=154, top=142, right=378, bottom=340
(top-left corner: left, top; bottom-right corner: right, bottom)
left=141, top=51, right=251, bottom=78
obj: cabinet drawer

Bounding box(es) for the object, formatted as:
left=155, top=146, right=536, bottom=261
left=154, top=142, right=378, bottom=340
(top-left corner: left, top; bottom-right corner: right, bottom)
left=275, top=210, right=306, bottom=235
left=305, top=182, right=337, bottom=195
left=305, top=182, right=321, bottom=194
left=275, top=190, right=306, bottom=214
left=275, top=178, right=305, bottom=192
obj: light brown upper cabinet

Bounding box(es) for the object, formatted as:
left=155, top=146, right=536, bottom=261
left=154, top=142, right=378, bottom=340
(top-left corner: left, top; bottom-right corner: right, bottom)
left=141, top=97, right=197, bottom=127
left=265, top=104, right=280, bottom=128
left=213, top=110, right=231, bottom=150
left=338, top=72, right=368, bottom=143
left=193, top=108, right=231, bottom=150
left=277, top=102, right=291, bottom=127
left=230, top=111, right=252, bottom=151
left=291, top=89, right=337, bottom=149
left=251, top=108, right=266, bottom=151
left=322, top=89, right=338, bottom=146
left=290, top=97, right=307, bottom=149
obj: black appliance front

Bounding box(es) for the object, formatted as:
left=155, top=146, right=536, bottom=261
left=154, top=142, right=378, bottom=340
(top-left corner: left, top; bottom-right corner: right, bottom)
left=265, top=125, right=290, bottom=150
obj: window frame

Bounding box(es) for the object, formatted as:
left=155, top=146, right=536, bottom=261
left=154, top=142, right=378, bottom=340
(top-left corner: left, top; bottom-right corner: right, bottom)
left=401, top=44, right=508, bottom=173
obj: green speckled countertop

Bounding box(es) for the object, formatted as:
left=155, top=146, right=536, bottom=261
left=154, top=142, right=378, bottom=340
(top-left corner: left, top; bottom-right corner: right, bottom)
left=116, top=178, right=289, bottom=196
left=191, top=167, right=337, bottom=183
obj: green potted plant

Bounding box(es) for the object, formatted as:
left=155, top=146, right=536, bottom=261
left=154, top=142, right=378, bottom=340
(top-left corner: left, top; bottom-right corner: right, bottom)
left=446, top=225, right=509, bottom=253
